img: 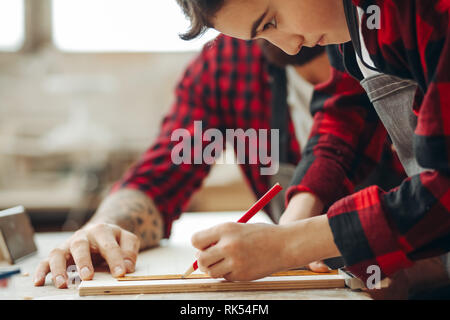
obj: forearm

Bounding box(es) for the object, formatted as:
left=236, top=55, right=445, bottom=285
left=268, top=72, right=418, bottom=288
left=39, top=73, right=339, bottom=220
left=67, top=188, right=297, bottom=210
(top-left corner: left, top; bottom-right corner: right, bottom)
left=280, top=214, right=341, bottom=270
left=87, top=188, right=164, bottom=250
left=279, top=192, right=324, bottom=225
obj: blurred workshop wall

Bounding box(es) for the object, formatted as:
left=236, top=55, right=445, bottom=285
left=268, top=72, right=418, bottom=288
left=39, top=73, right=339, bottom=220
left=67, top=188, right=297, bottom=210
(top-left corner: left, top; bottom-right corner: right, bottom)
left=0, top=0, right=255, bottom=231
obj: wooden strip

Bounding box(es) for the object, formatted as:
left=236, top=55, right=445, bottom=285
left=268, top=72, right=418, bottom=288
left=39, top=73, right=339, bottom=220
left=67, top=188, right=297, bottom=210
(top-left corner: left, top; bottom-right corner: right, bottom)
left=272, top=270, right=338, bottom=277
left=117, top=269, right=339, bottom=281
left=79, top=274, right=345, bottom=296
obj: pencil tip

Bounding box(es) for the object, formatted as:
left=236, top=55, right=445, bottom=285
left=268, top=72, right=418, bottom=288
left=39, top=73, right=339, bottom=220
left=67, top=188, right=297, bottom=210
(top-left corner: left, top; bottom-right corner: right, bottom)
left=182, top=265, right=195, bottom=279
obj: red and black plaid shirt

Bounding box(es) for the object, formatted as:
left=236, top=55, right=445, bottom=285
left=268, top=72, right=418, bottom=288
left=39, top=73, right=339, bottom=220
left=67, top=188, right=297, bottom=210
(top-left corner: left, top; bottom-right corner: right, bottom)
left=288, top=0, right=450, bottom=282
left=112, top=35, right=303, bottom=237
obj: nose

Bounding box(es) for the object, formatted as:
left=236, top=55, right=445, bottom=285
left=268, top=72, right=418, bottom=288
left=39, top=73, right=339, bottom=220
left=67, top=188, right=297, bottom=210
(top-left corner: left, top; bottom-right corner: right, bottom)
left=264, top=32, right=303, bottom=55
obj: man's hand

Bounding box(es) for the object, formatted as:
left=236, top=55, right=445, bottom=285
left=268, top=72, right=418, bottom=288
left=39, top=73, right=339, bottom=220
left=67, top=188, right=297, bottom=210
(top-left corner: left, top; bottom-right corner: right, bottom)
left=192, top=215, right=340, bottom=282
left=34, top=188, right=164, bottom=288
left=192, top=222, right=290, bottom=281
left=34, top=223, right=139, bottom=288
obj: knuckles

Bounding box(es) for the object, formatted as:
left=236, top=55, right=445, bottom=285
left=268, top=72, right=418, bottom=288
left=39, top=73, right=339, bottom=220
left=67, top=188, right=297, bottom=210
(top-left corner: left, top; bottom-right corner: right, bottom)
left=69, top=237, right=89, bottom=249
left=99, top=241, right=120, bottom=251
left=87, top=222, right=112, bottom=234
left=48, top=247, right=71, bottom=261
left=49, top=247, right=67, bottom=257
left=191, top=222, right=241, bottom=248
left=125, top=231, right=140, bottom=246
left=217, top=222, right=239, bottom=234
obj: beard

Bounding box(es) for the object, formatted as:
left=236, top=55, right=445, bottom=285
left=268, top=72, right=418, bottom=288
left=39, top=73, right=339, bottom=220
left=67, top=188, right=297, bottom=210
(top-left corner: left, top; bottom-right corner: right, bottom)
left=257, top=39, right=325, bottom=68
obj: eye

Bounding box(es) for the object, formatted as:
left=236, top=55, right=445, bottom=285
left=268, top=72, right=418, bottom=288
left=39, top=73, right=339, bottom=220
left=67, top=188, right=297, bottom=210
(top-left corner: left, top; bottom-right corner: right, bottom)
left=262, top=17, right=277, bottom=31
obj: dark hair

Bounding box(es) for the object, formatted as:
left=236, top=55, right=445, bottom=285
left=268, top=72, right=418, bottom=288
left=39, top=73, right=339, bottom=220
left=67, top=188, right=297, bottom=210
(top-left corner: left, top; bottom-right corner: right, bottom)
left=176, top=0, right=225, bottom=40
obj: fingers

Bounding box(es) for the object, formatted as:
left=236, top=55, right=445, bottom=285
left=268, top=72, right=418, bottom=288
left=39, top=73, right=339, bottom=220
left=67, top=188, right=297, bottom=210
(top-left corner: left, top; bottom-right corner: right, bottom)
left=308, top=261, right=331, bottom=273
left=196, top=246, right=225, bottom=274
left=191, top=223, right=230, bottom=250
left=69, top=233, right=94, bottom=281
left=48, top=247, right=69, bottom=288
left=34, top=223, right=141, bottom=289
left=193, top=223, right=246, bottom=279
left=34, top=260, right=50, bottom=286
left=204, top=259, right=232, bottom=279
left=90, top=225, right=126, bottom=277
left=119, top=230, right=140, bottom=273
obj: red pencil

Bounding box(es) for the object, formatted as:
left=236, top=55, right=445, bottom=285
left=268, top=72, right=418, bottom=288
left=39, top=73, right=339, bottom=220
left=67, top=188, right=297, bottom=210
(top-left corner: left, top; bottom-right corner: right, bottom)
left=181, top=183, right=283, bottom=278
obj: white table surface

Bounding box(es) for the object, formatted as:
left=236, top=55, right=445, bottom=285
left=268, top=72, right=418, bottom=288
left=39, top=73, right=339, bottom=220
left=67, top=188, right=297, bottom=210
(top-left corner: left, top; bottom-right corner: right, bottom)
left=0, top=211, right=371, bottom=300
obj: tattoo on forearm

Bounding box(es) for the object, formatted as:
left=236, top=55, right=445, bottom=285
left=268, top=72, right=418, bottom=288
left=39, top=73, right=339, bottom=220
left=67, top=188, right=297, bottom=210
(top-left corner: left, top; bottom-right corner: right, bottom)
left=91, top=189, right=164, bottom=250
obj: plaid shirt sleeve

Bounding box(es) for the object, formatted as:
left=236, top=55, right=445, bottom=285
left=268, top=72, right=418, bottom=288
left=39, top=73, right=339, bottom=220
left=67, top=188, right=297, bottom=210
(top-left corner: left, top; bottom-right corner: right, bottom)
left=289, top=0, right=450, bottom=282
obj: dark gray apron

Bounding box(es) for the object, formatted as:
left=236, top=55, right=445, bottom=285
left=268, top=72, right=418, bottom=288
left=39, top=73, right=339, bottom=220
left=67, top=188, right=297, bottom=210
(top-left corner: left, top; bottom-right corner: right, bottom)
left=359, top=73, right=450, bottom=278
left=343, top=0, right=449, bottom=278
left=360, top=75, right=424, bottom=177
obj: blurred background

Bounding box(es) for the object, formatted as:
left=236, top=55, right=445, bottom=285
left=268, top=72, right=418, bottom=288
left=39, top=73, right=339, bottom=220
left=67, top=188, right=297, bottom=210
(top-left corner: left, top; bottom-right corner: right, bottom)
left=0, top=0, right=256, bottom=232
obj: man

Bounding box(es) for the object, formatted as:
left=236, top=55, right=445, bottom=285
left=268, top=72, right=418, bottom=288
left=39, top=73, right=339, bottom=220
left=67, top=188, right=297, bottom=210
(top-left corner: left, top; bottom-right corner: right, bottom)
left=174, top=0, right=450, bottom=297
left=33, top=34, right=400, bottom=289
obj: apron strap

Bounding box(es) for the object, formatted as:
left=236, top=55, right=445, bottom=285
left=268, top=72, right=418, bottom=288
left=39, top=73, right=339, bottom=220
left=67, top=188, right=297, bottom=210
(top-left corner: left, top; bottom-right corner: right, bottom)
left=268, top=64, right=289, bottom=163
left=342, top=0, right=381, bottom=75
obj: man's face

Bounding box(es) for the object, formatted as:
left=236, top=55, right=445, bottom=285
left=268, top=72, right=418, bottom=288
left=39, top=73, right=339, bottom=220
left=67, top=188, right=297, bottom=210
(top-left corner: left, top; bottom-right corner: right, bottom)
left=212, top=0, right=351, bottom=55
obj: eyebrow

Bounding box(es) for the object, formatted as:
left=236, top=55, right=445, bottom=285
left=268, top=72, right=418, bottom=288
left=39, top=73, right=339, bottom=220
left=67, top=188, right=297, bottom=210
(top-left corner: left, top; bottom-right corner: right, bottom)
left=250, top=9, right=269, bottom=39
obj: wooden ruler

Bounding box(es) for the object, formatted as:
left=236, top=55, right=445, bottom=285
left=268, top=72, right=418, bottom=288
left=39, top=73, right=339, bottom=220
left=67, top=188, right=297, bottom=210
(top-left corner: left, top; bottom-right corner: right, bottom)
left=118, top=269, right=339, bottom=281
left=80, top=269, right=345, bottom=296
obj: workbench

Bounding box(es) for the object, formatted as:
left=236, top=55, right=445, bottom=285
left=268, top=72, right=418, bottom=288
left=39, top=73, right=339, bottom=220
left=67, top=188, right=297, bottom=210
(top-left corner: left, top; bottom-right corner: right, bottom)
left=0, top=211, right=371, bottom=300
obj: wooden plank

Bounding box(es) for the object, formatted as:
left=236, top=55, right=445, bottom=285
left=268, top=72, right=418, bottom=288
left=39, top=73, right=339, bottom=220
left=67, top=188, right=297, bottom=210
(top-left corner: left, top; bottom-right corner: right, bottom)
left=79, top=273, right=346, bottom=296
left=117, top=269, right=339, bottom=281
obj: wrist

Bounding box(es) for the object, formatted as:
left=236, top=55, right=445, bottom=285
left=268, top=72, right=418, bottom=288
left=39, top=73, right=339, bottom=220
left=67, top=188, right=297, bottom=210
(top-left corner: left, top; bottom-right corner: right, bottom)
left=280, top=215, right=341, bottom=270
left=86, top=189, right=165, bottom=249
